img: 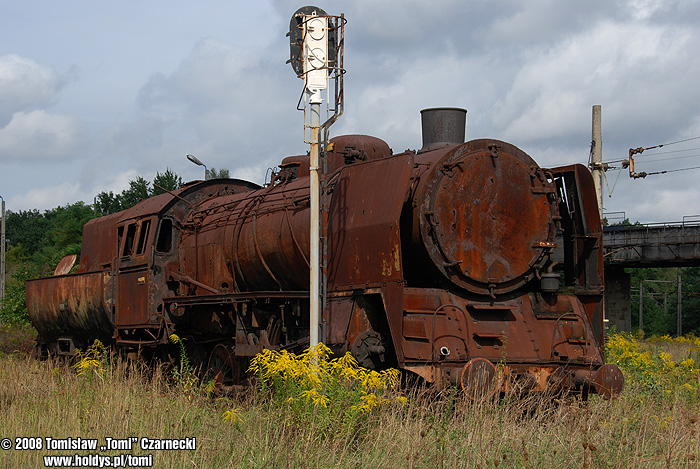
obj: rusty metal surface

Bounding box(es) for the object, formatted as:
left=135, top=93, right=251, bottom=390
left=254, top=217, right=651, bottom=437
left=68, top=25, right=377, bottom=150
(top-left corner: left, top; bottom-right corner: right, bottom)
left=593, top=363, right=625, bottom=398
left=77, top=212, right=121, bottom=272
left=328, top=275, right=620, bottom=396
left=551, top=164, right=605, bottom=344
left=551, top=164, right=604, bottom=292
left=117, top=179, right=260, bottom=223
left=26, top=271, right=113, bottom=342
left=328, top=153, right=414, bottom=288
left=54, top=255, right=76, bottom=275
left=116, top=270, right=149, bottom=326
left=177, top=176, right=312, bottom=292
left=326, top=134, right=393, bottom=173
left=400, top=287, right=603, bottom=366
left=415, top=140, right=557, bottom=296
left=327, top=297, right=354, bottom=344
left=461, top=357, right=498, bottom=400
left=419, top=107, right=467, bottom=152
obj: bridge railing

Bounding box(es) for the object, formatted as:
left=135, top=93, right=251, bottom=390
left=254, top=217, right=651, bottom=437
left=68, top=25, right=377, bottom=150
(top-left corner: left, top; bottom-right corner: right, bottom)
left=602, top=215, right=700, bottom=266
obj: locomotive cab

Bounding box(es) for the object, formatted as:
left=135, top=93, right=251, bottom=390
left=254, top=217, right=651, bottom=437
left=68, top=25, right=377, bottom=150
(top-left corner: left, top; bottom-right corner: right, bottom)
left=114, top=215, right=158, bottom=342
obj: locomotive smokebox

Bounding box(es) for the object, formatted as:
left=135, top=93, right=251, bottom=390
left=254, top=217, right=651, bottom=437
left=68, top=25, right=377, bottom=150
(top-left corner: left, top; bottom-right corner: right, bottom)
left=420, top=107, right=467, bottom=152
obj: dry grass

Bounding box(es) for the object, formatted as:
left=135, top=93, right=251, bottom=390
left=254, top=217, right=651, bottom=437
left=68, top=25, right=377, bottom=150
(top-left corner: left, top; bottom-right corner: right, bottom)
left=0, top=324, right=36, bottom=356
left=0, top=330, right=698, bottom=468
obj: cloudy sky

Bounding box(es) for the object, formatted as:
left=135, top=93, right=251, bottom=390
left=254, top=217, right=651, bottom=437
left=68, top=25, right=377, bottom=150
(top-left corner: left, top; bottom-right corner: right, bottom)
left=1, top=0, right=700, bottom=223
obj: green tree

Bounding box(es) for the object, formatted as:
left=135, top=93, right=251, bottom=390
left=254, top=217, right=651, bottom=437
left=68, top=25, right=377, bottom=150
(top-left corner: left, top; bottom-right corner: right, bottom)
left=4, top=209, right=49, bottom=258
left=94, top=191, right=123, bottom=215
left=206, top=167, right=230, bottom=180
left=678, top=267, right=700, bottom=334
left=41, top=202, right=96, bottom=265
left=629, top=266, right=700, bottom=336
left=1, top=202, right=97, bottom=324
left=630, top=267, right=676, bottom=335
left=0, top=263, right=40, bottom=324
left=121, top=176, right=151, bottom=208
left=152, top=168, right=183, bottom=195
left=95, top=169, right=184, bottom=213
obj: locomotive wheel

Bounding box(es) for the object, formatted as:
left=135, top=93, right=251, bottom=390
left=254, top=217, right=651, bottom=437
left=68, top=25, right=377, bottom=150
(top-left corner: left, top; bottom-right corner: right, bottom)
left=205, top=344, right=245, bottom=396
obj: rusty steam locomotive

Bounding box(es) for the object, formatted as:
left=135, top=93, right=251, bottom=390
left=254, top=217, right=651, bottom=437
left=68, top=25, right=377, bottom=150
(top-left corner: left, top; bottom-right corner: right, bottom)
left=26, top=108, right=623, bottom=398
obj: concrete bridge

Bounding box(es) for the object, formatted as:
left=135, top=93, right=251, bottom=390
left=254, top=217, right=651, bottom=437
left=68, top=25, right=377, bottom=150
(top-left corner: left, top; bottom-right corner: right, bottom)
left=602, top=219, right=700, bottom=332
left=604, top=221, right=700, bottom=267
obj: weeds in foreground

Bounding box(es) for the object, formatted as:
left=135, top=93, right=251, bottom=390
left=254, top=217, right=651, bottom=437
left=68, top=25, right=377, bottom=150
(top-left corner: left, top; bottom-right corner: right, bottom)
left=72, top=339, right=106, bottom=381
left=1, top=332, right=699, bottom=466
left=248, top=343, right=405, bottom=438
left=0, top=323, right=36, bottom=356
left=168, top=333, right=201, bottom=396
left=606, top=332, right=700, bottom=401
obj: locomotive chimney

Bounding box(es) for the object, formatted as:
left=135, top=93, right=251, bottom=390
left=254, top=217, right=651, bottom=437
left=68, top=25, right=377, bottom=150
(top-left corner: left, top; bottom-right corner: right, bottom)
left=420, top=107, right=467, bottom=152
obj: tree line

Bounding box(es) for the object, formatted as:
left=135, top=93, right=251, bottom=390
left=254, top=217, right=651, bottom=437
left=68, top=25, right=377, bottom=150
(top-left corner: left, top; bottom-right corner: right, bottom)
left=92, top=167, right=228, bottom=215
left=627, top=267, right=700, bottom=336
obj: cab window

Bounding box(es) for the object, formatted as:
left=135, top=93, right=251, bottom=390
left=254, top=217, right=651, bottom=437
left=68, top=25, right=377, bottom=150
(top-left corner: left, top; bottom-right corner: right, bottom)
left=136, top=220, right=151, bottom=255
left=155, top=219, right=173, bottom=253
left=119, top=219, right=152, bottom=259
left=122, top=223, right=137, bottom=257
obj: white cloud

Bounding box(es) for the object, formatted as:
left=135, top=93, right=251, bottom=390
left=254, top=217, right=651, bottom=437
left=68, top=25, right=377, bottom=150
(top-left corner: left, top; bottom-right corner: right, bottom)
left=623, top=184, right=700, bottom=222
left=9, top=181, right=81, bottom=210
left=230, top=159, right=278, bottom=186
left=0, top=54, right=62, bottom=124
left=628, top=0, right=665, bottom=20
left=492, top=20, right=695, bottom=144
left=135, top=37, right=301, bottom=170
left=87, top=169, right=140, bottom=197
left=0, top=110, right=80, bottom=161
left=8, top=169, right=141, bottom=211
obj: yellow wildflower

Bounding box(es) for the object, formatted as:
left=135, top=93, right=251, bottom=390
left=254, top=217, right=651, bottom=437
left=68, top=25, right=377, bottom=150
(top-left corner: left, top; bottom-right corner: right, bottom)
left=222, top=409, right=245, bottom=424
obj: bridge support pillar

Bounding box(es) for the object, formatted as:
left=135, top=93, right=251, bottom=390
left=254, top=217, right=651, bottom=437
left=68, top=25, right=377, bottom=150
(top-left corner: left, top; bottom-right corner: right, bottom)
left=605, top=266, right=631, bottom=333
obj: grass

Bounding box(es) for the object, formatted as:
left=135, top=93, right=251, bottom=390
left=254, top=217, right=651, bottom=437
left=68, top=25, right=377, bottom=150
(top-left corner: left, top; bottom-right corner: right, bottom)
left=0, top=326, right=698, bottom=468
left=0, top=323, right=36, bottom=357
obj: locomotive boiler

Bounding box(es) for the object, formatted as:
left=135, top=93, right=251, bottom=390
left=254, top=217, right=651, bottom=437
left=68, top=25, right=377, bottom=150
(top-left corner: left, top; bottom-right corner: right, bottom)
left=26, top=107, right=623, bottom=398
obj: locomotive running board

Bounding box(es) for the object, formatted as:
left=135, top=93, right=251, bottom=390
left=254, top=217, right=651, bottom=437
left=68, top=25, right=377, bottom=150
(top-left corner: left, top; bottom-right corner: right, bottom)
left=162, top=290, right=310, bottom=307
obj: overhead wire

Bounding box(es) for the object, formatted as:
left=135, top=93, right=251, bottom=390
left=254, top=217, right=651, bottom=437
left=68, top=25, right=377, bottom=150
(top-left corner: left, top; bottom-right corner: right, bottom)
left=634, top=153, right=700, bottom=164
left=606, top=147, right=700, bottom=165
left=602, top=163, right=624, bottom=197
left=618, top=134, right=700, bottom=178
left=640, top=146, right=700, bottom=156
left=584, top=134, right=700, bottom=192
left=660, top=135, right=700, bottom=146
left=638, top=135, right=700, bottom=151
left=637, top=164, right=700, bottom=177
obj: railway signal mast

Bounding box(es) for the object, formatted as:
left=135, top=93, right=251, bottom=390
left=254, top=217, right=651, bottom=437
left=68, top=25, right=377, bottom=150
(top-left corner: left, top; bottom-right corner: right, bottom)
left=287, top=6, right=345, bottom=347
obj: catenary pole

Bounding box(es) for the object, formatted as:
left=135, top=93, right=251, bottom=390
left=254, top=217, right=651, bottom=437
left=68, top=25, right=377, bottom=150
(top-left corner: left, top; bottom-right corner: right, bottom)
left=0, top=196, right=5, bottom=316
left=591, top=105, right=604, bottom=221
